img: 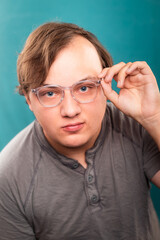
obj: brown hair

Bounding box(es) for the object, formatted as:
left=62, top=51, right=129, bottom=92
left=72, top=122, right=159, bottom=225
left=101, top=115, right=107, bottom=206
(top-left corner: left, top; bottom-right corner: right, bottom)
left=17, top=22, right=113, bottom=95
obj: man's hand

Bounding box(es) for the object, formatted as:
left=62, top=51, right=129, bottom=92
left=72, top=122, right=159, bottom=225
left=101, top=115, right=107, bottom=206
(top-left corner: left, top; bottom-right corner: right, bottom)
left=99, top=61, right=160, bottom=149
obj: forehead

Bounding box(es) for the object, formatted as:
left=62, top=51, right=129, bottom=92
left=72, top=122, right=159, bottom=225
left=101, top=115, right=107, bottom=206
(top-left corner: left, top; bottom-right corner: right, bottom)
left=44, top=36, right=102, bottom=86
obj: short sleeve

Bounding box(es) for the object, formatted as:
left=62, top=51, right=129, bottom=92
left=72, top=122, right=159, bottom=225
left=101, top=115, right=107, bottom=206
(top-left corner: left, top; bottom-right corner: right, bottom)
left=142, top=128, right=160, bottom=180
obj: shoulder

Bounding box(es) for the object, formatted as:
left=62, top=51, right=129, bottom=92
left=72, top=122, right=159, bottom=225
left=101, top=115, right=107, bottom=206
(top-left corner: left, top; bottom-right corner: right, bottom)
left=0, top=121, right=43, bottom=170
left=0, top=121, right=35, bottom=163
left=0, top=121, right=43, bottom=205
left=106, top=103, right=160, bottom=180
left=0, top=121, right=42, bottom=188
left=106, top=102, right=143, bottom=146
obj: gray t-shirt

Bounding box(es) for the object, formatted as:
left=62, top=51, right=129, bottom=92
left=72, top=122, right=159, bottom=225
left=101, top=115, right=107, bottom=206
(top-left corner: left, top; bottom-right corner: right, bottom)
left=0, top=103, right=160, bottom=240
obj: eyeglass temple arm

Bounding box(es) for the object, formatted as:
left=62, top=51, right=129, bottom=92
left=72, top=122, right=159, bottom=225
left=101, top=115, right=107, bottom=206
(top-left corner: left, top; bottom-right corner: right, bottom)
left=31, top=89, right=38, bottom=94
left=97, top=78, right=103, bottom=84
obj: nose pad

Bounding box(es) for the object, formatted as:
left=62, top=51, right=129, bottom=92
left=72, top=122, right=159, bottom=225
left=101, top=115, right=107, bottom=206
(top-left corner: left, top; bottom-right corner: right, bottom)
left=60, top=90, right=81, bottom=117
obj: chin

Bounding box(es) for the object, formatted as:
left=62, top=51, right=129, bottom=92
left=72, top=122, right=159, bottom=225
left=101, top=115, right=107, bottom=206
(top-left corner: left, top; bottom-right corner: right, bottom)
left=62, top=141, right=86, bottom=149
left=60, top=136, right=90, bottom=149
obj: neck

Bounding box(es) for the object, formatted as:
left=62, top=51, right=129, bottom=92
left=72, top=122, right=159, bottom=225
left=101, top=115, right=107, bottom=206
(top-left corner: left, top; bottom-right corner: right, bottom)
left=44, top=134, right=89, bottom=169
left=54, top=144, right=88, bottom=168
left=43, top=124, right=102, bottom=169
left=63, top=149, right=87, bottom=169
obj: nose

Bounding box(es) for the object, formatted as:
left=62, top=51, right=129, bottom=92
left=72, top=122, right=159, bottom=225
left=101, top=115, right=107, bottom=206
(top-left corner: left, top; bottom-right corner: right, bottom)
left=60, top=90, right=81, bottom=118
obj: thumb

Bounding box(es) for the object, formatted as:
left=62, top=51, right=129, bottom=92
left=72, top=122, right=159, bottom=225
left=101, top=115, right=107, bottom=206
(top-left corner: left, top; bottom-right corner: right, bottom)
left=101, top=80, right=119, bottom=107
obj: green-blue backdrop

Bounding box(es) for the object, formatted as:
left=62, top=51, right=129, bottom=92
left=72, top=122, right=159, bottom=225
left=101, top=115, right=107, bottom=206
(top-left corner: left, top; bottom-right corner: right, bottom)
left=0, top=0, right=160, bottom=220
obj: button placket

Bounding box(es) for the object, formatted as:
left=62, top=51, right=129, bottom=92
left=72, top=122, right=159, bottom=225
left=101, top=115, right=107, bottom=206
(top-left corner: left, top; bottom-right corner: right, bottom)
left=72, top=162, right=79, bottom=169
left=88, top=174, right=93, bottom=183
left=91, top=194, right=99, bottom=204
left=85, top=155, right=100, bottom=209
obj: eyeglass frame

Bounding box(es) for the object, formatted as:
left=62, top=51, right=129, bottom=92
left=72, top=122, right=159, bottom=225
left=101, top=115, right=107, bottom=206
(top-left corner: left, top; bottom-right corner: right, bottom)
left=31, top=79, right=102, bottom=108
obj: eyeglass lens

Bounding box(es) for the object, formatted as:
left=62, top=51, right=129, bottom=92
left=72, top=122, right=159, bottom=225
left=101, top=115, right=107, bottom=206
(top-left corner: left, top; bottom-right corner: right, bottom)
left=37, top=80, right=99, bottom=107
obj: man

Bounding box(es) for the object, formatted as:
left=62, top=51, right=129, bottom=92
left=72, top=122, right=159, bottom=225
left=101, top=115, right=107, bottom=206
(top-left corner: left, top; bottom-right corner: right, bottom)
left=0, top=22, right=160, bottom=240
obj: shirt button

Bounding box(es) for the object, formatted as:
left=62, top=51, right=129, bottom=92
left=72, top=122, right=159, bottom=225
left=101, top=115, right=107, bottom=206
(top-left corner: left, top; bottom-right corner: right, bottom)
left=88, top=175, right=93, bottom=183
left=72, top=162, right=79, bottom=169
left=91, top=195, right=99, bottom=204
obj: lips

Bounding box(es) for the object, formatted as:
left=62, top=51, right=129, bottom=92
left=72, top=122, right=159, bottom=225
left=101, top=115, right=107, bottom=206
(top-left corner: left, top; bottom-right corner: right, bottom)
left=62, top=122, right=84, bottom=132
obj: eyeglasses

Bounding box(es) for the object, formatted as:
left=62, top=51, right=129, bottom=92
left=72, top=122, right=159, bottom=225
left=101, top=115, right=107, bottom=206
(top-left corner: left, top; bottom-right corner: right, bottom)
left=31, top=79, right=101, bottom=107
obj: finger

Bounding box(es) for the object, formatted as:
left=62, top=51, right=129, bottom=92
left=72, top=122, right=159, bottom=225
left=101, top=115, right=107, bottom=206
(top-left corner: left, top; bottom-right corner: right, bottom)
left=101, top=80, right=119, bottom=106
left=126, top=61, right=151, bottom=75
left=102, top=62, right=126, bottom=82
left=116, top=62, right=132, bottom=88
left=98, top=68, right=110, bottom=78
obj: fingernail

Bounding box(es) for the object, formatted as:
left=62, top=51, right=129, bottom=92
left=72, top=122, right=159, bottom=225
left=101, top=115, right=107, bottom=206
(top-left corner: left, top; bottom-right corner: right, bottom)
left=126, top=67, right=131, bottom=73
left=117, top=80, right=121, bottom=88
left=105, top=75, right=111, bottom=81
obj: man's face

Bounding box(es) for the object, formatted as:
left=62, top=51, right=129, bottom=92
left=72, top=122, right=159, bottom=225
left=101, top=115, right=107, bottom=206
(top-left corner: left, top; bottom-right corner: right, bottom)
left=27, top=36, right=107, bottom=153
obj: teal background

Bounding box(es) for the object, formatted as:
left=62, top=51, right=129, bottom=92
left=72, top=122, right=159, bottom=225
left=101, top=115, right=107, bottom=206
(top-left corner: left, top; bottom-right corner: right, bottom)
left=0, top=0, right=160, bottom=219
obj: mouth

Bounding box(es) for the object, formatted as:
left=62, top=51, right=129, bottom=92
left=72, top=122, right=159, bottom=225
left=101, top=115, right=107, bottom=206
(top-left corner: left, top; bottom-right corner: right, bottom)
left=62, top=122, right=84, bottom=132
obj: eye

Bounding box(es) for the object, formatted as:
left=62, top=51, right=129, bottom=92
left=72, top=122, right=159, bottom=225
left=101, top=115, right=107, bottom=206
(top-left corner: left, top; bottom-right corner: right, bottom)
left=73, top=81, right=96, bottom=95
left=38, top=87, right=61, bottom=98
left=80, top=85, right=88, bottom=92
left=46, top=91, right=54, bottom=97
left=39, top=90, right=55, bottom=97
left=79, top=83, right=95, bottom=92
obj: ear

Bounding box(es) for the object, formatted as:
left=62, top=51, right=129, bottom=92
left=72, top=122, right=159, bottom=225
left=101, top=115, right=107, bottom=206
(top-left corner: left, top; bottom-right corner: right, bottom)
left=23, top=91, right=33, bottom=112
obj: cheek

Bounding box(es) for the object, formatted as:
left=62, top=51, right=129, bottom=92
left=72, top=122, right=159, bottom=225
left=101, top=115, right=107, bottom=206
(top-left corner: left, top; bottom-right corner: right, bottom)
left=96, top=89, right=107, bottom=112
left=32, top=106, right=59, bottom=130
left=86, top=95, right=106, bottom=126
left=95, top=94, right=107, bottom=121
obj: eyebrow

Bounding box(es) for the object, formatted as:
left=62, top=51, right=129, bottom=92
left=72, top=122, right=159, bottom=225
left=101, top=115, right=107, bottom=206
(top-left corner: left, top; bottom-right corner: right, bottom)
left=42, top=75, right=98, bottom=86
left=79, top=75, right=98, bottom=81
